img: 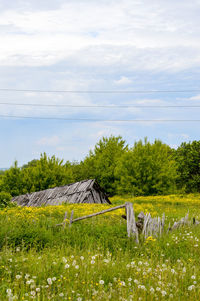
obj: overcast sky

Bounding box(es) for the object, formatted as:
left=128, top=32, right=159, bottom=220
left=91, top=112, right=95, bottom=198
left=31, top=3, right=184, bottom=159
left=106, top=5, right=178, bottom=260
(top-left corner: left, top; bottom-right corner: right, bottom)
left=0, top=0, right=200, bottom=167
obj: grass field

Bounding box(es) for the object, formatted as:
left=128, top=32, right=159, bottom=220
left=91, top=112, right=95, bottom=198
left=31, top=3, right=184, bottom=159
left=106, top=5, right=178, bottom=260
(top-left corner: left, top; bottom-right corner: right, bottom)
left=0, top=194, right=200, bottom=300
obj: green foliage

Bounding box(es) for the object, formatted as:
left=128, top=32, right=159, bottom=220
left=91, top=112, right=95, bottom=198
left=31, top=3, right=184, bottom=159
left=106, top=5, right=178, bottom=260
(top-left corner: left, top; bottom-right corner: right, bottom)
left=2, top=136, right=200, bottom=197
left=0, top=191, right=12, bottom=208
left=176, top=140, right=200, bottom=192
left=0, top=154, right=74, bottom=196
left=81, top=136, right=127, bottom=195
left=115, top=138, right=177, bottom=195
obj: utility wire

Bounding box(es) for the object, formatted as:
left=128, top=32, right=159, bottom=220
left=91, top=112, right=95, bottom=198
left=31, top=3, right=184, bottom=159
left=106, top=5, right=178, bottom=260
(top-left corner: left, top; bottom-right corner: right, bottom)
left=0, top=102, right=200, bottom=108
left=0, top=88, right=200, bottom=94
left=0, top=114, right=200, bottom=122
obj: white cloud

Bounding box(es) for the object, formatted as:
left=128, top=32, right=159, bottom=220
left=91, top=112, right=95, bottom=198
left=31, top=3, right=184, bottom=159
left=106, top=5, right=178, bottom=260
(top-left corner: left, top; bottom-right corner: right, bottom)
left=0, top=0, right=199, bottom=71
left=114, top=76, right=132, bottom=85
left=36, top=135, right=60, bottom=146
left=189, top=94, right=200, bottom=101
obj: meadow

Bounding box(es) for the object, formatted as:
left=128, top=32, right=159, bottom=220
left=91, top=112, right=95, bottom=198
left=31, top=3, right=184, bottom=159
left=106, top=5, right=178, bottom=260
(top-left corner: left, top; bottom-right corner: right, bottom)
left=0, top=194, right=200, bottom=300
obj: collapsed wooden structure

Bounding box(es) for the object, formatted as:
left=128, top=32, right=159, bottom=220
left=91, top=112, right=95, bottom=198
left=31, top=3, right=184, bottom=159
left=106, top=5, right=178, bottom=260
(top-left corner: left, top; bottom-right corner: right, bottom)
left=11, top=179, right=111, bottom=207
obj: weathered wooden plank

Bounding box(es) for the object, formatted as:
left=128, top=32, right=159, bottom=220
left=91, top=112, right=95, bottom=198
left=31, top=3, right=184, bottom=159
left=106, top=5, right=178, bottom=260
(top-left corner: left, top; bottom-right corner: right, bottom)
left=56, top=204, right=126, bottom=226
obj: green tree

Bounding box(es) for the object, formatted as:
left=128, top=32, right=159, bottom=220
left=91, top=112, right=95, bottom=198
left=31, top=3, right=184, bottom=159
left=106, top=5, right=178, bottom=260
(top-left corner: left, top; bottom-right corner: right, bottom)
left=115, top=138, right=177, bottom=195
left=0, top=161, right=23, bottom=196
left=176, top=140, right=200, bottom=192
left=82, top=136, right=127, bottom=195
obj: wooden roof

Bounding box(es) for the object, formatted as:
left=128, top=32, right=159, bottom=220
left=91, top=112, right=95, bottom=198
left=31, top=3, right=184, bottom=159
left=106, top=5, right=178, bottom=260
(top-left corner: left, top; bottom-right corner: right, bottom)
left=11, top=179, right=111, bottom=207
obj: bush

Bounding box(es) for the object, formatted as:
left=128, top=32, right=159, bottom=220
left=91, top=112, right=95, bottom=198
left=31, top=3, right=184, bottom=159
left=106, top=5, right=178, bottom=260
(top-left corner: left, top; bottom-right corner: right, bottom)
left=0, top=191, right=12, bottom=208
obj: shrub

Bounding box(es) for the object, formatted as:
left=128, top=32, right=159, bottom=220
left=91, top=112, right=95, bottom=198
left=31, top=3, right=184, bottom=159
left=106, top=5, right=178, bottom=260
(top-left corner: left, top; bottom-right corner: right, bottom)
left=0, top=191, right=12, bottom=208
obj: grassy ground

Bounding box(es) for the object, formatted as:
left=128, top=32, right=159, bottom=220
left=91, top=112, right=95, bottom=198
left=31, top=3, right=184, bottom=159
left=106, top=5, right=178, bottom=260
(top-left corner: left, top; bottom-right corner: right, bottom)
left=0, top=194, right=200, bottom=300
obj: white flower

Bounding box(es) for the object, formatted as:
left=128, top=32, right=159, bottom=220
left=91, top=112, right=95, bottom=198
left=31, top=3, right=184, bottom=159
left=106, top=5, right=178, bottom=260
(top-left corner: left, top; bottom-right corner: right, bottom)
left=16, top=275, right=21, bottom=280
left=62, top=257, right=67, bottom=263
left=30, top=291, right=36, bottom=296
left=59, top=293, right=64, bottom=297
left=6, top=289, right=12, bottom=296
left=183, top=267, right=186, bottom=273
left=150, top=287, right=155, bottom=293
left=191, top=275, right=196, bottom=279
left=156, top=287, right=161, bottom=291
left=171, top=269, right=175, bottom=274
left=91, top=260, right=95, bottom=264
left=188, top=285, right=195, bottom=291
left=134, top=279, right=139, bottom=284
left=139, top=285, right=146, bottom=290
left=80, top=256, right=84, bottom=261
left=36, top=288, right=40, bottom=292
left=138, top=261, right=142, bottom=265
left=128, top=278, right=132, bottom=282
left=77, top=298, right=82, bottom=301
left=52, top=277, right=56, bottom=281
left=47, top=278, right=52, bottom=285
left=75, top=265, right=79, bottom=269
left=161, top=290, right=167, bottom=296
left=99, top=280, right=104, bottom=285
left=65, top=264, right=70, bottom=269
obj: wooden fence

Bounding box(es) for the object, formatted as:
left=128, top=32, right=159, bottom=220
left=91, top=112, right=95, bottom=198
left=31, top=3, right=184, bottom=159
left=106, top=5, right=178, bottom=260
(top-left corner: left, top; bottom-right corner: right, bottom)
left=56, top=202, right=196, bottom=244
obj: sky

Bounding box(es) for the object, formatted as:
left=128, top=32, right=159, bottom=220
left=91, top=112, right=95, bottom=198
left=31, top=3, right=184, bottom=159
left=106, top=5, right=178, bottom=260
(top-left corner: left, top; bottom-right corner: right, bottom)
left=0, top=0, right=200, bottom=167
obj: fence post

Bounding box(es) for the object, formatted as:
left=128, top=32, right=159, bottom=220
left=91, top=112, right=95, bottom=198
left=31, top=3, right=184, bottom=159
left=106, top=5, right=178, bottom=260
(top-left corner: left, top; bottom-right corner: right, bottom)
left=125, top=202, right=139, bottom=244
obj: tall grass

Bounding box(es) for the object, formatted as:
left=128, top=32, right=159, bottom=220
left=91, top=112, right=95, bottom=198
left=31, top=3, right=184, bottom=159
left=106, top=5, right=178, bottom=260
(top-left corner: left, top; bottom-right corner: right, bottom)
left=0, top=194, right=200, bottom=300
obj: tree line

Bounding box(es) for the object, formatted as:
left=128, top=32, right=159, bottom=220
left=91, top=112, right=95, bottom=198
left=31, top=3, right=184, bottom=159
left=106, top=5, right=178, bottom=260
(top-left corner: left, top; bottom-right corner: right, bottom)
left=0, top=136, right=200, bottom=203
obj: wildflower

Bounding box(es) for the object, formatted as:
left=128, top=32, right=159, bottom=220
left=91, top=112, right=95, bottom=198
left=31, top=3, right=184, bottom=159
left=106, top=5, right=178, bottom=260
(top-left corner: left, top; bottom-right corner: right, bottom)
left=91, top=260, right=95, bottom=264
left=128, top=278, right=132, bottom=282
left=171, top=269, right=175, bottom=274
left=80, top=256, right=84, bottom=261
left=161, top=290, right=167, bottom=296
left=77, top=298, right=82, bottom=301
left=47, top=278, right=52, bottom=285
left=65, top=264, right=70, bottom=269
left=75, top=265, right=79, bottom=269
left=30, top=291, right=36, bottom=296
left=188, top=285, right=195, bottom=291
left=59, top=293, right=64, bottom=297
left=52, top=277, right=56, bottom=281
left=36, top=288, right=40, bottom=292
left=6, top=289, right=12, bottom=296
left=191, top=275, right=196, bottom=279
left=99, top=280, right=104, bottom=285
left=62, top=257, right=67, bottom=263
left=16, top=275, right=22, bottom=280
left=150, top=287, right=155, bottom=293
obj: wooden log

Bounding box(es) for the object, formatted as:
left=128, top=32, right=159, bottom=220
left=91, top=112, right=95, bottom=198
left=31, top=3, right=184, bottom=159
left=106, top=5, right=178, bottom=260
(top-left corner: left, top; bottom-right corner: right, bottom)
left=56, top=204, right=126, bottom=226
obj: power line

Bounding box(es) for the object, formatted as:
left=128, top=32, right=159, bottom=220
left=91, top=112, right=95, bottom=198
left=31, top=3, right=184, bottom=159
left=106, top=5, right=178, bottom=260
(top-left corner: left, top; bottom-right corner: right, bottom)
left=0, top=114, right=200, bottom=122
left=0, top=88, right=200, bottom=94
left=1, top=102, right=200, bottom=108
